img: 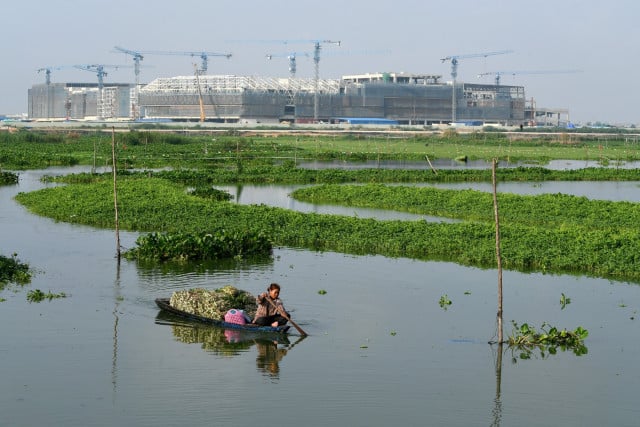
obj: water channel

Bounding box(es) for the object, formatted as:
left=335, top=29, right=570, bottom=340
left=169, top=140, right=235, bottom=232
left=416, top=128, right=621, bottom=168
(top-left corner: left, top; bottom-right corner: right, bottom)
left=1, top=165, right=639, bottom=426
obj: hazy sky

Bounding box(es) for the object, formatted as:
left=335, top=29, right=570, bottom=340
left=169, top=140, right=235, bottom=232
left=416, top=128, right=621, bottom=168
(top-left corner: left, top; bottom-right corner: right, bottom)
left=3, top=0, right=638, bottom=124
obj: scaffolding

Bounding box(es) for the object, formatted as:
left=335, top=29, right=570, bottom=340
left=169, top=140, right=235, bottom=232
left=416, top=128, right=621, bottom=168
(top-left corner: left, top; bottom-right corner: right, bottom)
left=140, top=75, right=342, bottom=95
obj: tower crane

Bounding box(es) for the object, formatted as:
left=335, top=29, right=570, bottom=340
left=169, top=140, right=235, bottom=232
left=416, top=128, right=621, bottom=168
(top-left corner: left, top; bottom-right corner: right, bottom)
left=230, top=38, right=340, bottom=121
left=310, top=40, right=340, bottom=122
left=265, top=51, right=311, bottom=120
left=113, top=46, right=145, bottom=119
left=75, top=64, right=130, bottom=119
left=265, top=52, right=310, bottom=78
left=262, top=39, right=340, bottom=122
left=477, top=69, right=582, bottom=85
left=136, top=49, right=232, bottom=74
left=36, top=66, right=76, bottom=119
left=36, top=66, right=75, bottom=85
left=440, top=50, right=513, bottom=123
left=114, top=46, right=231, bottom=75
left=266, top=48, right=386, bottom=79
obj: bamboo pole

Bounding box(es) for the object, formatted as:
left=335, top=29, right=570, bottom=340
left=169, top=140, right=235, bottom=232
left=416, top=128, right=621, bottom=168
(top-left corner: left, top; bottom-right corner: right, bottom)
left=492, top=159, right=503, bottom=343
left=425, top=155, right=438, bottom=175
left=112, top=127, right=121, bottom=261
left=92, top=140, right=97, bottom=174
left=491, top=342, right=504, bottom=426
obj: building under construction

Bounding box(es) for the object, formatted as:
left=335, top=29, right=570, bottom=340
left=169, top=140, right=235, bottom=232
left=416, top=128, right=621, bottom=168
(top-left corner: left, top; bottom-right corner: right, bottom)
left=28, top=71, right=528, bottom=125
left=28, top=83, right=134, bottom=120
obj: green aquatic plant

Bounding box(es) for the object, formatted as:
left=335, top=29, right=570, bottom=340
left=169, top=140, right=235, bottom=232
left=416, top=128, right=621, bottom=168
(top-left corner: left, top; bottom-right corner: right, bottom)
left=27, top=289, right=67, bottom=303
left=0, top=171, right=19, bottom=185
left=0, top=253, right=31, bottom=289
left=187, top=186, right=233, bottom=201
left=16, top=175, right=640, bottom=283
left=124, top=231, right=272, bottom=262
left=507, top=321, right=588, bottom=360
left=439, top=294, right=452, bottom=310
left=560, top=293, right=571, bottom=309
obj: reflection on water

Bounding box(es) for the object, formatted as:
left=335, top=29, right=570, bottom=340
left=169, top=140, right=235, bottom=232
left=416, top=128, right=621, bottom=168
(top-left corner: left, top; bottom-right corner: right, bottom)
left=491, top=343, right=504, bottom=427
left=155, top=310, right=301, bottom=380
left=255, top=339, right=289, bottom=378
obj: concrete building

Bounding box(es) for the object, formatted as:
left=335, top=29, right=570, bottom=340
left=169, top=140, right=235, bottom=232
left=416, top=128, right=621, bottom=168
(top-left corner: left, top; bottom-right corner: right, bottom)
left=137, top=72, right=526, bottom=125
left=28, top=83, right=134, bottom=120
left=28, top=72, right=527, bottom=125
left=524, top=99, right=571, bottom=127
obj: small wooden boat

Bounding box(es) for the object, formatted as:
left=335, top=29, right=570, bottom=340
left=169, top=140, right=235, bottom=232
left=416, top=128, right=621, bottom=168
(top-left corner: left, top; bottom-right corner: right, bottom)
left=154, top=298, right=290, bottom=334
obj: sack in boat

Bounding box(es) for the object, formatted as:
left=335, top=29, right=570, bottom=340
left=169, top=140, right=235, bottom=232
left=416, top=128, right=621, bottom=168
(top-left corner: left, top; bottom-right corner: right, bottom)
left=224, top=309, right=250, bottom=325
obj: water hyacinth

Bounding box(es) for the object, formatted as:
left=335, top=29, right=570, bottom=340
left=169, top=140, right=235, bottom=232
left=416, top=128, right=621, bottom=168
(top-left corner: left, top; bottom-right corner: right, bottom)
left=169, top=285, right=258, bottom=320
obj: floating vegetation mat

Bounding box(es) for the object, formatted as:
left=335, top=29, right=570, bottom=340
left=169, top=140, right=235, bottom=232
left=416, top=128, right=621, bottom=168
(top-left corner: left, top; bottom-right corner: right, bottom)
left=169, top=285, right=258, bottom=320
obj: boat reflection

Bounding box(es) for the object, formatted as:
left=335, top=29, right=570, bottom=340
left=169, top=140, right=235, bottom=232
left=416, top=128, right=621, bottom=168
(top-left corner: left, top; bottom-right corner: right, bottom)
left=155, top=311, right=305, bottom=378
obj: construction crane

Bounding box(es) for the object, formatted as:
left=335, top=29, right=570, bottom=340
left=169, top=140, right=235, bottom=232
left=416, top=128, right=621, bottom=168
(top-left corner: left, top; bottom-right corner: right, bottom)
left=266, top=48, right=386, bottom=79
left=36, top=66, right=74, bottom=85
left=230, top=38, right=339, bottom=121
left=75, top=64, right=129, bottom=119
left=477, top=69, right=582, bottom=86
left=440, top=50, right=513, bottom=123
left=36, top=66, right=76, bottom=119
left=264, top=39, right=340, bottom=122
left=265, top=52, right=310, bottom=78
left=310, top=40, right=340, bottom=122
left=137, top=49, right=231, bottom=74
left=193, top=64, right=206, bottom=123
left=265, top=51, right=310, bottom=120
left=113, top=46, right=145, bottom=118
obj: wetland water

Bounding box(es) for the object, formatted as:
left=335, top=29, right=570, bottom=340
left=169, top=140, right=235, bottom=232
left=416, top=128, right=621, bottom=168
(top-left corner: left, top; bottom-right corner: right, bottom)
left=2, top=167, right=640, bottom=426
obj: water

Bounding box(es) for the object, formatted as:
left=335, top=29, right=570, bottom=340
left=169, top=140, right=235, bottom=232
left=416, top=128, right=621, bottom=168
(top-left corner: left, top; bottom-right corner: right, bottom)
left=2, top=167, right=640, bottom=426
left=299, top=158, right=640, bottom=171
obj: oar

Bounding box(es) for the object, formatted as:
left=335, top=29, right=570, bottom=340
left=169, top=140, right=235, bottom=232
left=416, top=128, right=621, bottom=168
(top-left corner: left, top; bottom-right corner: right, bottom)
left=265, top=296, right=308, bottom=336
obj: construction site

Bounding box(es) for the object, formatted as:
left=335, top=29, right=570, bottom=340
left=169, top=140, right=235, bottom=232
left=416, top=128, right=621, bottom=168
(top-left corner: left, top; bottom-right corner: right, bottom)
left=27, top=46, right=571, bottom=127
left=28, top=74, right=535, bottom=125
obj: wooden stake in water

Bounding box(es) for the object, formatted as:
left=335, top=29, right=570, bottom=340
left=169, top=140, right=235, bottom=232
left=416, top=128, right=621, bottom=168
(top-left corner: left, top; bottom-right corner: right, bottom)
left=492, top=158, right=503, bottom=343
left=112, top=127, right=121, bottom=261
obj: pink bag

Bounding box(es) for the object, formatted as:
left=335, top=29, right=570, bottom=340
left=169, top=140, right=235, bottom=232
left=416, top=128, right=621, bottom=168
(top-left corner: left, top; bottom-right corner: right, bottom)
left=224, top=309, right=248, bottom=325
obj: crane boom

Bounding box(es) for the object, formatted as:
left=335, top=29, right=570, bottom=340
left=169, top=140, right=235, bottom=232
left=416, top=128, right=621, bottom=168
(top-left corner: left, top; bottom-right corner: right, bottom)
left=440, top=49, right=513, bottom=123
left=37, top=66, right=72, bottom=85
left=478, top=69, right=582, bottom=85
left=114, top=46, right=232, bottom=74
left=440, top=50, right=513, bottom=79
left=139, top=50, right=231, bottom=74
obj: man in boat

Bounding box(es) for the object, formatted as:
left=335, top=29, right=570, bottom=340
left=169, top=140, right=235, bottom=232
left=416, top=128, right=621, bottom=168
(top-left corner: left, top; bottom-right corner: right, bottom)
left=253, top=283, right=290, bottom=327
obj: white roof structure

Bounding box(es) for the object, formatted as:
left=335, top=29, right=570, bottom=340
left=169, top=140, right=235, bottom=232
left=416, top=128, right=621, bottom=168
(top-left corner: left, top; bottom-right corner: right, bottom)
left=140, top=75, right=342, bottom=94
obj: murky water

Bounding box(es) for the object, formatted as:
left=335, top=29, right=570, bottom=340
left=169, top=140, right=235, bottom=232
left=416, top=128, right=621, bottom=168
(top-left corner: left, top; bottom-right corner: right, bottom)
left=2, top=166, right=640, bottom=426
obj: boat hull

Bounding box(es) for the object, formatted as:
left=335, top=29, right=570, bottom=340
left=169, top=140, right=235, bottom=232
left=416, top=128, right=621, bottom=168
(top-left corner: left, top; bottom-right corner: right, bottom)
left=155, top=298, right=289, bottom=334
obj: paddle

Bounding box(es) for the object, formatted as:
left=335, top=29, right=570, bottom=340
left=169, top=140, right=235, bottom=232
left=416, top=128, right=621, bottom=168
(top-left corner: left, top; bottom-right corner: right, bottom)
left=265, top=296, right=308, bottom=336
